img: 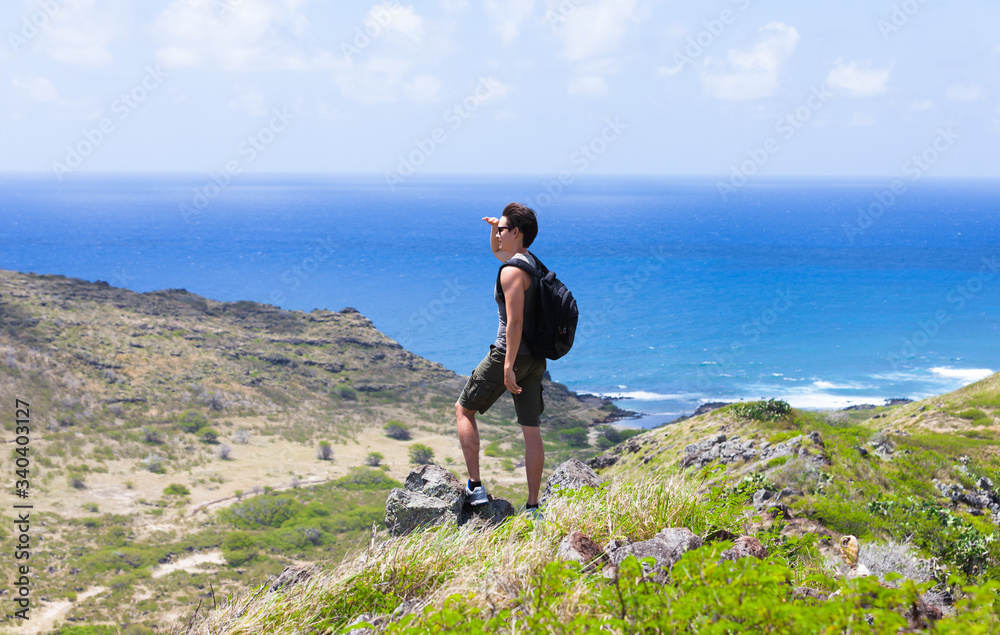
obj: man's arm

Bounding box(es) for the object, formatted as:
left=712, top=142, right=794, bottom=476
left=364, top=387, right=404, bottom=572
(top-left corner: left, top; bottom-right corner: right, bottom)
left=483, top=216, right=513, bottom=263
left=500, top=266, right=529, bottom=394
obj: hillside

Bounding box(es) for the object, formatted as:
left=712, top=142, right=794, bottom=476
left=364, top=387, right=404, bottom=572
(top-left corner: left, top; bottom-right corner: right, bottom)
left=179, top=377, right=1000, bottom=634
left=0, top=269, right=620, bottom=633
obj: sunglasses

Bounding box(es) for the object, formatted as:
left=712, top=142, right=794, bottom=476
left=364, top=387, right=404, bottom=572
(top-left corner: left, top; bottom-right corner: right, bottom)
left=497, top=225, right=517, bottom=234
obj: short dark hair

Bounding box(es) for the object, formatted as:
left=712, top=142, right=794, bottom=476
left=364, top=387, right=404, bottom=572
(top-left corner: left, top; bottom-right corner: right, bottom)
left=501, top=202, right=538, bottom=248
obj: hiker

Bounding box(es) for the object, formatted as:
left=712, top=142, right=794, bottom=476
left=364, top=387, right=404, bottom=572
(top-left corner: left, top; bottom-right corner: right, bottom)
left=456, top=202, right=545, bottom=516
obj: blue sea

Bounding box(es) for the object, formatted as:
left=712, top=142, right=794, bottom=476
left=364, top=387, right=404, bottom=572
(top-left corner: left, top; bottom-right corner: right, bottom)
left=2, top=174, right=998, bottom=427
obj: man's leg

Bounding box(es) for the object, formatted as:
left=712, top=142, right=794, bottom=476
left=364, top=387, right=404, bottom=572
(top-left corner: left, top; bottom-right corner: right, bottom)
left=456, top=401, right=481, bottom=482
left=521, top=425, right=544, bottom=505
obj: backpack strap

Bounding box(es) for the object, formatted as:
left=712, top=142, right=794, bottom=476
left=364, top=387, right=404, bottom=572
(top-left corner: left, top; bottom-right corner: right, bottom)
left=496, top=252, right=541, bottom=300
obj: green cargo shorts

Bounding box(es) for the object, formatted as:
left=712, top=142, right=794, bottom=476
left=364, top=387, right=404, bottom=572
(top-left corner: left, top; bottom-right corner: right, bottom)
left=458, top=345, right=546, bottom=427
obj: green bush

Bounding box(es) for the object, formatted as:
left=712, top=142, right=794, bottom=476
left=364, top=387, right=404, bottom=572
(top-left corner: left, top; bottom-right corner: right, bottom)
left=365, top=451, right=384, bottom=466
left=338, top=386, right=358, bottom=401
left=177, top=410, right=209, bottom=433
left=334, top=467, right=401, bottom=490
left=409, top=443, right=434, bottom=465
left=317, top=440, right=334, bottom=460
left=220, top=495, right=301, bottom=529
left=558, top=427, right=589, bottom=447
left=198, top=427, right=219, bottom=443
left=222, top=530, right=257, bottom=566
left=163, top=483, right=190, bottom=496
left=732, top=399, right=792, bottom=422
left=385, top=421, right=411, bottom=440
left=595, top=425, right=644, bottom=450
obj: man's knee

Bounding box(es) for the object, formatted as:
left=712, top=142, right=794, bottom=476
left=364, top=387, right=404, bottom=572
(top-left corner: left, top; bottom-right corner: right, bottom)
left=456, top=401, right=476, bottom=419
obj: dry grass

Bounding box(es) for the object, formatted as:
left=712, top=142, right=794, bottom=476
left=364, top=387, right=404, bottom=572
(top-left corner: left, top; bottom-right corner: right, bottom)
left=186, top=469, right=707, bottom=634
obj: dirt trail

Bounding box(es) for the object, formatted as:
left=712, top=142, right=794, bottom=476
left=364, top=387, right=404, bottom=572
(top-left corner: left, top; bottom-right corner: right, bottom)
left=8, top=551, right=224, bottom=634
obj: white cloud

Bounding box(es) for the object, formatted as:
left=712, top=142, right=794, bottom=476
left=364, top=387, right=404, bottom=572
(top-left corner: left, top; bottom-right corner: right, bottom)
left=11, top=76, right=59, bottom=103
left=403, top=73, right=442, bottom=103
left=154, top=0, right=312, bottom=71
left=847, top=112, right=876, bottom=127
left=332, top=56, right=415, bottom=104
left=33, top=0, right=118, bottom=66
left=375, top=4, right=426, bottom=44
left=228, top=86, right=268, bottom=117
left=826, top=59, right=890, bottom=97
left=946, top=82, right=984, bottom=102
left=908, top=99, right=935, bottom=112
left=568, top=76, right=609, bottom=97
left=700, top=22, right=799, bottom=100
left=556, top=0, right=638, bottom=61
left=485, top=0, right=535, bottom=44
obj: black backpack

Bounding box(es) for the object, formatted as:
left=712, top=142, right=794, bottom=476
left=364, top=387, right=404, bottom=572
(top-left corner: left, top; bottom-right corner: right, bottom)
left=496, top=252, right=578, bottom=360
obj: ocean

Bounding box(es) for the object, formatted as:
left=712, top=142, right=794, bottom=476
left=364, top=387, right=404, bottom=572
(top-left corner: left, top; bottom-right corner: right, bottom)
left=2, top=173, right=998, bottom=427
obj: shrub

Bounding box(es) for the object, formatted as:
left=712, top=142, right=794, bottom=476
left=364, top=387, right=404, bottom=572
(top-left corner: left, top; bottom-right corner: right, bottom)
left=409, top=443, right=434, bottom=465
left=335, top=467, right=401, bottom=490
left=338, top=386, right=358, bottom=401
left=163, top=483, right=190, bottom=497
left=218, top=444, right=233, bottom=460
left=222, top=531, right=257, bottom=567
left=198, top=427, right=219, bottom=444
left=732, top=399, right=792, bottom=422
left=558, top=427, right=589, bottom=447
left=595, top=425, right=644, bottom=450
left=384, top=421, right=411, bottom=440
left=69, top=477, right=86, bottom=490
left=233, top=428, right=251, bottom=444
left=141, top=427, right=162, bottom=444
left=317, top=441, right=334, bottom=461
left=177, top=410, right=209, bottom=433
left=365, top=451, right=384, bottom=467
left=221, top=495, right=300, bottom=529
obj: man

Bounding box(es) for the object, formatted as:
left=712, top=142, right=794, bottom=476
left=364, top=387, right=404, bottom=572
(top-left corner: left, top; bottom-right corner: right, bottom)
left=456, top=202, right=546, bottom=517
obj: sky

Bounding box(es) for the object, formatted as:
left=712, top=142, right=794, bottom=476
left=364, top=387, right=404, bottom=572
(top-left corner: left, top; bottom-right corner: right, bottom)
left=1, top=0, right=998, bottom=180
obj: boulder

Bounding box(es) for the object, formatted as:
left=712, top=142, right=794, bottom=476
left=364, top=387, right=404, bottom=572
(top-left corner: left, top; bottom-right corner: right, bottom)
left=556, top=531, right=608, bottom=573
left=385, top=464, right=515, bottom=536
left=540, top=458, right=602, bottom=505
left=607, top=527, right=703, bottom=582
left=720, top=536, right=768, bottom=562
left=384, top=489, right=457, bottom=536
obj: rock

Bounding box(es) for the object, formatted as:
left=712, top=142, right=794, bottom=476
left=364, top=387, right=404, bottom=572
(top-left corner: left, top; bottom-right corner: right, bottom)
left=385, top=489, right=457, bottom=536
left=557, top=531, right=608, bottom=573
left=268, top=565, right=314, bottom=593
left=793, top=587, right=829, bottom=602
left=540, top=458, right=602, bottom=505
left=459, top=498, right=515, bottom=528
left=720, top=536, right=768, bottom=562
left=585, top=454, right=619, bottom=470
left=405, top=464, right=465, bottom=515
left=385, top=465, right=515, bottom=536
left=752, top=489, right=774, bottom=506
left=607, top=527, right=703, bottom=582
left=680, top=434, right=759, bottom=469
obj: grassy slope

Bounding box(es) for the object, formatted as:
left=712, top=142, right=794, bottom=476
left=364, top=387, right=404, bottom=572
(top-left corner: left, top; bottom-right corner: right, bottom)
left=182, top=378, right=1000, bottom=634
left=0, top=270, right=617, bottom=633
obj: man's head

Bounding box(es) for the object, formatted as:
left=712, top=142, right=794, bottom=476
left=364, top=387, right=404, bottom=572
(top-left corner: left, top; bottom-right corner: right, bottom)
left=501, top=202, right=538, bottom=248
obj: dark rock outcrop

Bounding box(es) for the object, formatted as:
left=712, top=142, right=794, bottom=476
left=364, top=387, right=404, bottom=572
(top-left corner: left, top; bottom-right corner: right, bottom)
left=556, top=531, right=608, bottom=573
